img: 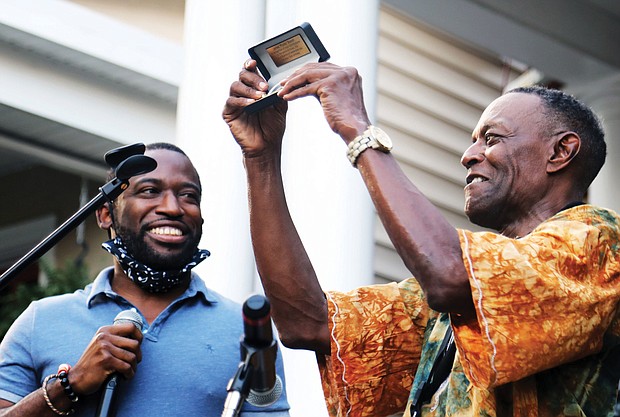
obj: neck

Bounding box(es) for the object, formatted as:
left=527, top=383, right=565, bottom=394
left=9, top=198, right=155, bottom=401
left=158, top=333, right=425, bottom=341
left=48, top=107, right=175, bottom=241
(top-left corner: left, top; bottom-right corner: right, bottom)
left=498, top=199, right=581, bottom=238
left=111, top=263, right=189, bottom=324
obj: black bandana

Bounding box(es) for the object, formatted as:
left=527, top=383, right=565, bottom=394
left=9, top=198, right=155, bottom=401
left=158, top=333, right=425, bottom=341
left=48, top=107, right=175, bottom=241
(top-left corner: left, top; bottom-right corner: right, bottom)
left=102, top=237, right=210, bottom=293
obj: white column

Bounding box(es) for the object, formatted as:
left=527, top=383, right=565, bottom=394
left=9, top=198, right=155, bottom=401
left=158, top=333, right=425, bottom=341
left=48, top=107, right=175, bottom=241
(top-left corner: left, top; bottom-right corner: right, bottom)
left=178, top=2, right=380, bottom=416
left=571, top=75, right=620, bottom=213
left=265, top=1, right=379, bottom=293
left=260, top=3, right=380, bottom=417
left=176, top=0, right=266, bottom=300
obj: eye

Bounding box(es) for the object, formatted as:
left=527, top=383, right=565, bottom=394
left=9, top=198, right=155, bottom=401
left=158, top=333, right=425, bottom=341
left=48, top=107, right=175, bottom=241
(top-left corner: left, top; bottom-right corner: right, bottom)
left=138, top=187, right=160, bottom=196
left=484, top=133, right=501, bottom=145
left=180, top=190, right=200, bottom=204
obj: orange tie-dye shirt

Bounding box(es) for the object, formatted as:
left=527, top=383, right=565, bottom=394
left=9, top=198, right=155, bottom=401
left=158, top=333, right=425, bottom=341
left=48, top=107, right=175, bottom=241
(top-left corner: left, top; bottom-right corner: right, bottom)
left=319, top=205, right=620, bottom=417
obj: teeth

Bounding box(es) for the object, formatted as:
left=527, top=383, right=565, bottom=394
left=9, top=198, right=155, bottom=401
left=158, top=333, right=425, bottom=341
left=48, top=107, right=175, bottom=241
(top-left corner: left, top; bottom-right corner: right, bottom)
left=150, top=227, right=182, bottom=236
left=471, top=177, right=485, bottom=184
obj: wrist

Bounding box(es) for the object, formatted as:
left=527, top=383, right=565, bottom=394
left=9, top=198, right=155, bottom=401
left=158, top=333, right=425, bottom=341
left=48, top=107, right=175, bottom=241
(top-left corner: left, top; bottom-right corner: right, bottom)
left=338, top=119, right=372, bottom=145
left=243, top=150, right=282, bottom=175
left=42, top=374, right=76, bottom=416
left=347, top=125, right=393, bottom=167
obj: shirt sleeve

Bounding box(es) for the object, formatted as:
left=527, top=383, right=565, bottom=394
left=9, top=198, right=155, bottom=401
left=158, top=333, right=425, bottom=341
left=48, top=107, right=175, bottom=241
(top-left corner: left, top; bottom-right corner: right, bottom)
left=318, top=279, right=429, bottom=417
left=0, top=302, right=39, bottom=403
left=453, top=212, right=620, bottom=389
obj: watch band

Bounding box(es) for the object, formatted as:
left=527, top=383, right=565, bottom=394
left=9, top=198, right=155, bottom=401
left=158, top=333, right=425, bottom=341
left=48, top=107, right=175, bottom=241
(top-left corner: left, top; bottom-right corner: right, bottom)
left=346, top=125, right=392, bottom=167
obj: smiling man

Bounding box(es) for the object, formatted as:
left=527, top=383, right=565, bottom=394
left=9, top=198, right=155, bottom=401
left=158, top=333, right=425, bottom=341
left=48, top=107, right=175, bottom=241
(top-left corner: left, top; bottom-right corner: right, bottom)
left=0, top=143, right=290, bottom=417
left=223, top=61, right=620, bottom=416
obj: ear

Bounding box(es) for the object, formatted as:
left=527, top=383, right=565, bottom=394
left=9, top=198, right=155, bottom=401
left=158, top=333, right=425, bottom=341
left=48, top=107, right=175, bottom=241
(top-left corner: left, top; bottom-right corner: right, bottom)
left=547, top=131, right=580, bottom=174
left=96, top=202, right=114, bottom=232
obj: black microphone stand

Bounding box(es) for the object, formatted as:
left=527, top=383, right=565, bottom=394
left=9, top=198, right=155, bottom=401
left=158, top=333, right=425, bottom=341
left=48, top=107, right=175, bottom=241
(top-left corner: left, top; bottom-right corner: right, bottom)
left=221, top=345, right=262, bottom=417
left=0, top=143, right=156, bottom=293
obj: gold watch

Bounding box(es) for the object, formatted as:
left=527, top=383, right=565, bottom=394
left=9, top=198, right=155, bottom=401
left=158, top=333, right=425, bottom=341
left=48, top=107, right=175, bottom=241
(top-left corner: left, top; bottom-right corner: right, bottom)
left=346, top=125, right=393, bottom=167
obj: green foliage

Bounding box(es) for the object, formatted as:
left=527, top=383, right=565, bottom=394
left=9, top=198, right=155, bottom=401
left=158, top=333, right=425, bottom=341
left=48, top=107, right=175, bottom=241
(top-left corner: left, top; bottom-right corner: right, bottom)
left=0, top=261, right=90, bottom=341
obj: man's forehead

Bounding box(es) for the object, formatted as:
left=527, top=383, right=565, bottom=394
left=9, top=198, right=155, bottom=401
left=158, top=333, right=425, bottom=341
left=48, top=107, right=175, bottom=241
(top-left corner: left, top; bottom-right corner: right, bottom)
left=474, top=92, right=542, bottom=132
left=139, top=149, right=201, bottom=186
left=145, top=148, right=193, bottom=169
left=145, top=147, right=188, bottom=161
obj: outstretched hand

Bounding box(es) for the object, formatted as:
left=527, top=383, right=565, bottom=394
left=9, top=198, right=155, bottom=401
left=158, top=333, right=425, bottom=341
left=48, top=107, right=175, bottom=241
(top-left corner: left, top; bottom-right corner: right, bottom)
left=222, top=59, right=288, bottom=159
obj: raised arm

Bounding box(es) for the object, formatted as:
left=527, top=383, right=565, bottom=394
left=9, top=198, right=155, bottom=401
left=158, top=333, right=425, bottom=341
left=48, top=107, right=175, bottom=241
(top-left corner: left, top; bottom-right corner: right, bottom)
left=223, top=60, right=330, bottom=353
left=276, top=63, right=474, bottom=316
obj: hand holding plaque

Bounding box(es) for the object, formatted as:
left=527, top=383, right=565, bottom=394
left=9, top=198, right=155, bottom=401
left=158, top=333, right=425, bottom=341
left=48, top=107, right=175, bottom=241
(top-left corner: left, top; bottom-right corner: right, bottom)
left=245, top=22, right=330, bottom=114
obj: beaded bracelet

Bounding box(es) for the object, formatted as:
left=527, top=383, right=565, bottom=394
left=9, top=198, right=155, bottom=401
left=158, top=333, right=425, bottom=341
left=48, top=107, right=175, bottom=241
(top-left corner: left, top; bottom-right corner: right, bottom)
left=57, top=364, right=79, bottom=404
left=42, top=374, right=74, bottom=416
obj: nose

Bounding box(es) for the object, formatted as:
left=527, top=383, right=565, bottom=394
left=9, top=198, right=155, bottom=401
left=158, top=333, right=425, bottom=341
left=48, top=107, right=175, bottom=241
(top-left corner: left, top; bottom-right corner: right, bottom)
left=461, top=140, right=485, bottom=169
left=157, top=190, right=184, bottom=217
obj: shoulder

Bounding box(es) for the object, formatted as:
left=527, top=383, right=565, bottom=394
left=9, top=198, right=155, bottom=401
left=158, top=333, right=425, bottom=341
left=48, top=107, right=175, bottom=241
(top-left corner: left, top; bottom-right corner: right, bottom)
left=206, top=290, right=243, bottom=312
left=1, top=288, right=88, bottom=350
left=188, top=273, right=242, bottom=304
left=553, top=204, right=620, bottom=228
left=541, top=204, right=620, bottom=249
left=29, top=287, right=89, bottom=314
left=187, top=274, right=245, bottom=314
left=573, top=204, right=620, bottom=239
left=6, top=289, right=90, bottom=340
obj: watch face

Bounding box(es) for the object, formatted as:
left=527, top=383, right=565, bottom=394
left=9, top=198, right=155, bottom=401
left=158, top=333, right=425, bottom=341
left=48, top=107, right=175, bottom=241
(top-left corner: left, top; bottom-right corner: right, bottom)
left=370, top=126, right=393, bottom=150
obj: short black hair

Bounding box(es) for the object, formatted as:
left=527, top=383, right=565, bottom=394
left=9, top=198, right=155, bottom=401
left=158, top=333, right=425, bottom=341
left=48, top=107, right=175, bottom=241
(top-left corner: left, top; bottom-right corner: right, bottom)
left=106, top=142, right=199, bottom=187
left=145, top=142, right=188, bottom=156
left=507, top=86, right=606, bottom=192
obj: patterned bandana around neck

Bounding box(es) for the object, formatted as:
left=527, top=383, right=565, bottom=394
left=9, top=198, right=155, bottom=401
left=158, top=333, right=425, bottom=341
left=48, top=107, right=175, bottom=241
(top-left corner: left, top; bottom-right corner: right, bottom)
left=102, top=237, right=210, bottom=293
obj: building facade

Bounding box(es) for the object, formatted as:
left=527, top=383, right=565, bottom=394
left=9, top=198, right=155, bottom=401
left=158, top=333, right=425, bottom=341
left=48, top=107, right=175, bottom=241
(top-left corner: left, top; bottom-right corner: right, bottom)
left=1, top=1, right=618, bottom=416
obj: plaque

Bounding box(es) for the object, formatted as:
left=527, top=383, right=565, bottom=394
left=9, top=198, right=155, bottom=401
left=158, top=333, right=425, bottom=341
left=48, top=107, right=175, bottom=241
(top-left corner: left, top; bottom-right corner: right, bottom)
left=245, top=22, right=330, bottom=114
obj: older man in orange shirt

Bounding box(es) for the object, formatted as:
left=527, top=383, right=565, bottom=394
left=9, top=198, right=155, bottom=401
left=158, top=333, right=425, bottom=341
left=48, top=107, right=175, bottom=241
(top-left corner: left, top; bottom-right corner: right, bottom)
left=223, top=61, right=620, bottom=416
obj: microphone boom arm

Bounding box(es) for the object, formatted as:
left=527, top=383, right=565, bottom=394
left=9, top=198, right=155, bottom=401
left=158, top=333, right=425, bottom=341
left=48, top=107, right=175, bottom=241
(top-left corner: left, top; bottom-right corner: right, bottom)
left=0, top=144, right=156, bottom=293
left=0, top=178, right=126, bottom=292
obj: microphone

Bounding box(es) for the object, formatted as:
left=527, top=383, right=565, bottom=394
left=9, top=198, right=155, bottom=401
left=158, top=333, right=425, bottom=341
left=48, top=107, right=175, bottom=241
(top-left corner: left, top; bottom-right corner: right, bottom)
left=242, top=295, right=282, bottom=407
left=222, top=295, right=282, bottom=417
left=95, top=309, right=144, bottom=417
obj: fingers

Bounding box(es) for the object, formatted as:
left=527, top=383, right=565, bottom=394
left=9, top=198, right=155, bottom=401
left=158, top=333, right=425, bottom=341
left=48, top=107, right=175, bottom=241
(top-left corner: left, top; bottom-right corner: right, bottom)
left=99, top=323, right=143, bottom=368
left=95, top=332, right=141, bottom=376
left=230, top=60, right=360, bottom=105
left=277, top=62, right=349, bottom=100
left=70, top=324, right=143, bottom=395
left=222, top=93, right=256, bottom=121
left=109, top=321, right=144, bottom=341
left=244, top=58, right=255, bottom=71
left=237, top=60, right=269, bottom=98
left=222, top=59, right=293, bottom=157
left=223, top=60, right=270, bottom=120
left=274, top=63, right=370, bottom=139
left=230, top=78, right=266, bottom=101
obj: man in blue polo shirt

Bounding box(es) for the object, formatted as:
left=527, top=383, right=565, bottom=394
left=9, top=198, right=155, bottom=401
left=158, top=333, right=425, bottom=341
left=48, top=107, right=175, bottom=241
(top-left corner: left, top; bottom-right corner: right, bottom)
left=0, top=143, right=290, bottom=417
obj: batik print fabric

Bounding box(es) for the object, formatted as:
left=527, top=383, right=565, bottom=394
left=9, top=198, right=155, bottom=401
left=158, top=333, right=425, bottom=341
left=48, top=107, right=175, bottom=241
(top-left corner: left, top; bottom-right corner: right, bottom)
left=319, top=280, right=429, bottom=417
left=319, top=205, right=620, bottom=417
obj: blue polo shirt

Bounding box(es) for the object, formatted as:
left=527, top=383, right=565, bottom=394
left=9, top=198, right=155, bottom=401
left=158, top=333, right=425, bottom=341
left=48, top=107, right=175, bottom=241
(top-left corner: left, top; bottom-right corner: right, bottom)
left=0, top=268, right=290, bottom=416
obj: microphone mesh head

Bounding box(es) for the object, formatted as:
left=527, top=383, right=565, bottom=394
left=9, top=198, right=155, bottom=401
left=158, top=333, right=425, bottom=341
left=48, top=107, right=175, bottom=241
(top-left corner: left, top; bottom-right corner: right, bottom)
left=247, top=375, right=283, bottom=407
left=113, top=309, right=144, bottom=331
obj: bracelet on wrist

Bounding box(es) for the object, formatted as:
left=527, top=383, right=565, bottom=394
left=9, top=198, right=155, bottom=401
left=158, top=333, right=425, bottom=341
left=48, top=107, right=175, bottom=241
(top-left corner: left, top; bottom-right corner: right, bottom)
left=41, top=364, right=78, bottom=416
left=42, top=375, right=74, bottom=416
left=57, top=364, right=79, bottom=404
